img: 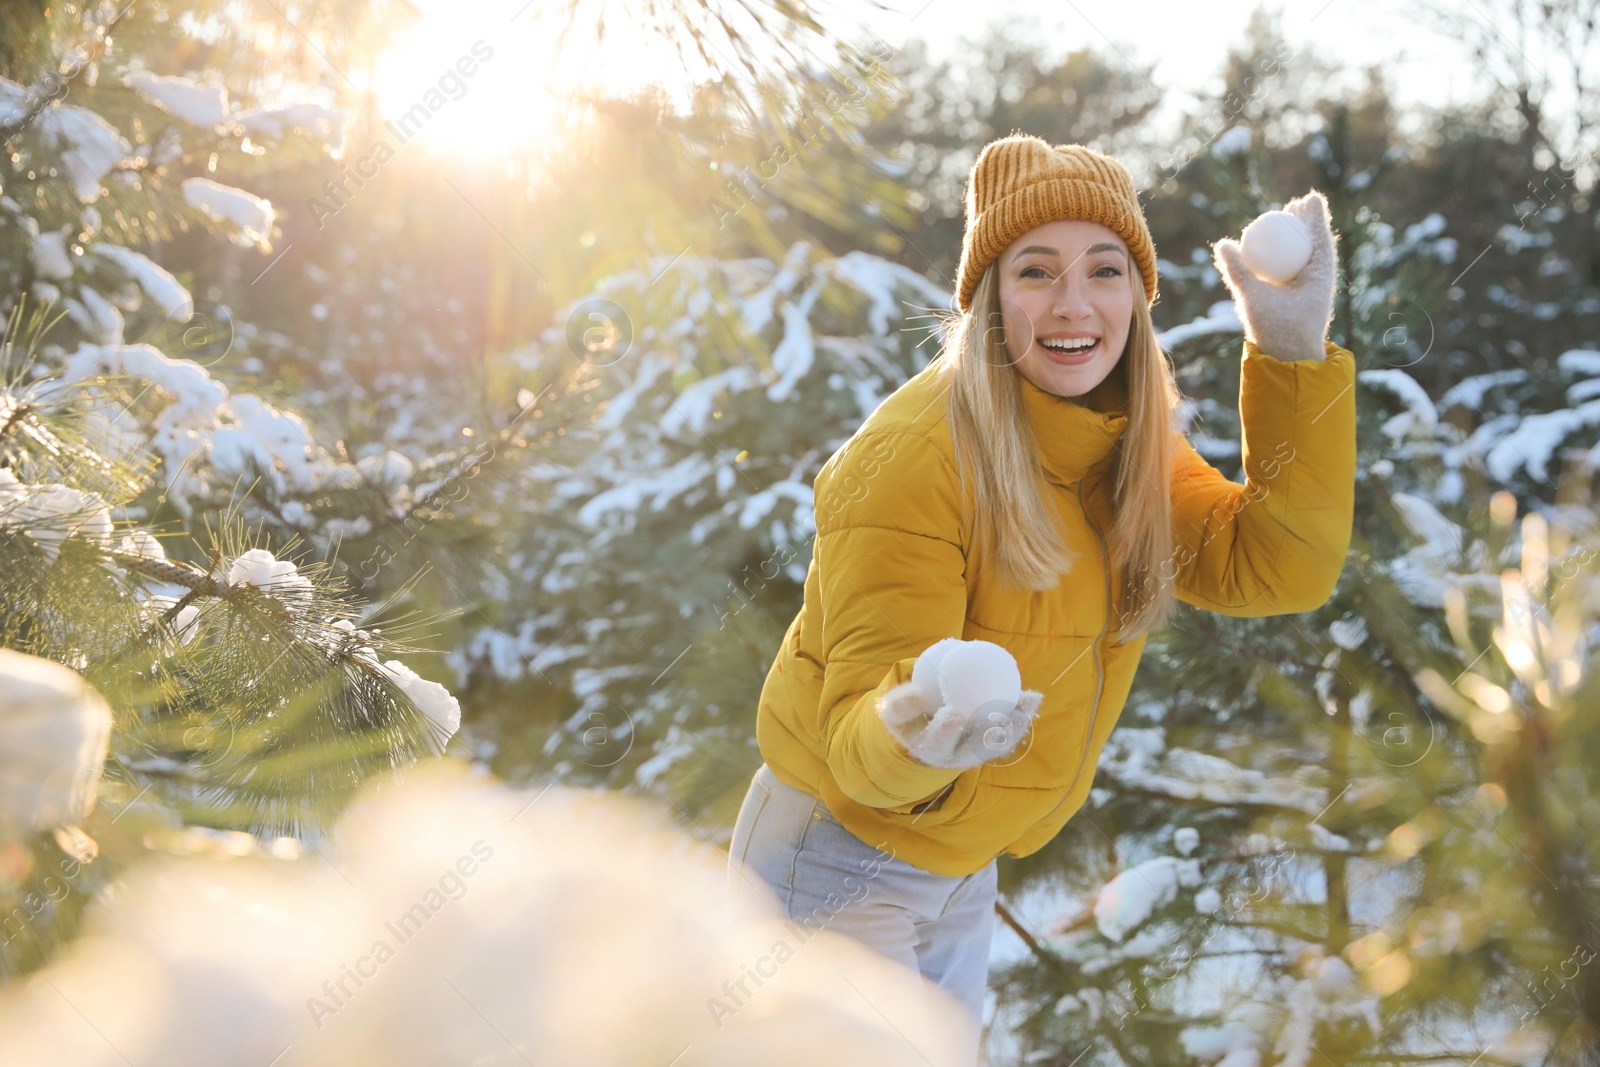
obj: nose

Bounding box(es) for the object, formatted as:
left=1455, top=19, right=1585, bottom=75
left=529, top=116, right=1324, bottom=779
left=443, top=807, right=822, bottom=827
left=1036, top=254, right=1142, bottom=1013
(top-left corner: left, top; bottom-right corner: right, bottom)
left=1050, top=267, right=1093, bottom=322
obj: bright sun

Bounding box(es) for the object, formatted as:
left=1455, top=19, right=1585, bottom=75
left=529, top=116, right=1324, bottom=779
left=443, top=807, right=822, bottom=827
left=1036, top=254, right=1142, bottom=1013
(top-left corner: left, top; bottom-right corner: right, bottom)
left=365, top=2, right=691, bottom=163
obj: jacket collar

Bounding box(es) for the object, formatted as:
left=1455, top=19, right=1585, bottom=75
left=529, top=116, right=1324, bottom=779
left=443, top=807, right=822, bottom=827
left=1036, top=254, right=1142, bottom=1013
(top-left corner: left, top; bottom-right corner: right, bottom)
left=1016, top=364, right=1129, bottom=486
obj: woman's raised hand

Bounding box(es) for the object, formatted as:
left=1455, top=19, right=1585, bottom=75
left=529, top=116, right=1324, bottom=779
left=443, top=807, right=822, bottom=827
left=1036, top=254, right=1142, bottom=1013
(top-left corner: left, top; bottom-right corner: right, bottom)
left=1211, top=189, right=1339, bottom=363
left=879, top=638, right=1043, bottom=770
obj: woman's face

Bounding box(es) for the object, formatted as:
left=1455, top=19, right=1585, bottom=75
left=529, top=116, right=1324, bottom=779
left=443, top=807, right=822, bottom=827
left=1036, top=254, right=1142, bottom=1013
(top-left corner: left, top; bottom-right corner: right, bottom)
left=994, top=220, right=1134, bottom=400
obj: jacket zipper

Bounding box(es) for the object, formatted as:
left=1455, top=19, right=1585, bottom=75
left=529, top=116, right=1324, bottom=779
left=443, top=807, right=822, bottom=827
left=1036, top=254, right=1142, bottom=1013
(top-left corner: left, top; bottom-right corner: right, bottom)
left=1042, top=478, right=1110, bottom=825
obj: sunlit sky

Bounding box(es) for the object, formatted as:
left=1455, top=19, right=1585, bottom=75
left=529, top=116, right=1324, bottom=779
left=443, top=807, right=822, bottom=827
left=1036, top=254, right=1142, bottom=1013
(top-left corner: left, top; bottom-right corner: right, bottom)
left=859, top=0, right=1481, bottom=115
left=364, top=0, right=1498, bottom=163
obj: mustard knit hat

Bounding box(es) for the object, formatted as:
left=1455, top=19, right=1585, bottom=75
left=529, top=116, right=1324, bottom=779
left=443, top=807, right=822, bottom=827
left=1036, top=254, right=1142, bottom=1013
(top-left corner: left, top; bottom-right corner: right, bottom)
left=955, top=133, right=1159, bottom=313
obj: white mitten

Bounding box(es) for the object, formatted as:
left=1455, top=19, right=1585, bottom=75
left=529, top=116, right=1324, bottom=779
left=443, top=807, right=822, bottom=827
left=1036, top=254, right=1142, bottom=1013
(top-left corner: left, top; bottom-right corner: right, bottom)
left=1211, top=189, right=1339, bottom=363
left=878, top=638, right=1044, bottom=770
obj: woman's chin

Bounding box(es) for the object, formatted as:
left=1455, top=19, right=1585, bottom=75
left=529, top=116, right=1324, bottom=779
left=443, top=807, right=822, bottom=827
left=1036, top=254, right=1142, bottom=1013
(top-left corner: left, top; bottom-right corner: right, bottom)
left=1026, top=359, right=1112, bottom=400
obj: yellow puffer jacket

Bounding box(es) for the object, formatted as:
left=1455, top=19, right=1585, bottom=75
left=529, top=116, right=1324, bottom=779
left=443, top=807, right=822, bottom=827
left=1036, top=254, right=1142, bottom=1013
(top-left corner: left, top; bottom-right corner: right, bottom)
left=755, top=339, right=1357, bottom=877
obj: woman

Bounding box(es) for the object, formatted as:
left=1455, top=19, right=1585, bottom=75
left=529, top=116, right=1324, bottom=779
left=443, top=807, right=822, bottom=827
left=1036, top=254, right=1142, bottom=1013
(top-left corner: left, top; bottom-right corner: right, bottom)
left=725, top=133, right=1355, bottom=1060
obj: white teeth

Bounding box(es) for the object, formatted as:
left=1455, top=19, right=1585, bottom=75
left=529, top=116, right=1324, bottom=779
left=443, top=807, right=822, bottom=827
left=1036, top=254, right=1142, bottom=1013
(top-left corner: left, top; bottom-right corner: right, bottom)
left=1041, top=337, right=1097, bottom=352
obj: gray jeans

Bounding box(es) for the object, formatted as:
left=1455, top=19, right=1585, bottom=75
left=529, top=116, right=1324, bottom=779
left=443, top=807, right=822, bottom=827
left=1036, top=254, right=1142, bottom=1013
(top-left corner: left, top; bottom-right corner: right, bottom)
left=726, top=763, right=997, bottom=1064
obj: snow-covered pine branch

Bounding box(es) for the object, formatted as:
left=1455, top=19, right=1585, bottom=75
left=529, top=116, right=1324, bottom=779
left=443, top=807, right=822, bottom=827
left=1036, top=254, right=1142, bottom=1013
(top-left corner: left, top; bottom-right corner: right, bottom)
left=1, top=307, right=460, bottom=864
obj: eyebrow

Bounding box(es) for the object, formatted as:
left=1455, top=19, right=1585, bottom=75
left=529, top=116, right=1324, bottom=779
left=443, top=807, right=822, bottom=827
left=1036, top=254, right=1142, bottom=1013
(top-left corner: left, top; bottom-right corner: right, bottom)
left=1010, top=242, right=1127, bottom=262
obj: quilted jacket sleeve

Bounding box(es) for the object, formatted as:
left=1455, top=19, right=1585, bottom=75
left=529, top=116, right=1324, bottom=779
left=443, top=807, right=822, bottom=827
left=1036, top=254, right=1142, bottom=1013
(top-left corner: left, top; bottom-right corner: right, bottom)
left=1170, top=339, right=1357, bottom=616
left=812, top=428, right=970, bottom=808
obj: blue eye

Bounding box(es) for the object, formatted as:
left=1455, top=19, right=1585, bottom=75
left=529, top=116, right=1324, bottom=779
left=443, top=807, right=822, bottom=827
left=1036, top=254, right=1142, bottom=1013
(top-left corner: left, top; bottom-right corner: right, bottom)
left=1020, top=265, right=1051, bottom=279
left=1095, top=265, right=1123, bottom=277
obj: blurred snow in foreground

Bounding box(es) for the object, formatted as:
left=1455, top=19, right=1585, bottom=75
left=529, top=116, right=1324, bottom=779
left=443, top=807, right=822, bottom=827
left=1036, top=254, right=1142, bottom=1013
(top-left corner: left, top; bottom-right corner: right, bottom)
left=0, top=760, right=975, bottom=1066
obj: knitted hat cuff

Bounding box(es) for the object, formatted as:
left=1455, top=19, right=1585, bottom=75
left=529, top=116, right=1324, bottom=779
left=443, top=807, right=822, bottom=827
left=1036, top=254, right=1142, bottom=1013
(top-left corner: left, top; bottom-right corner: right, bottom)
left=954, top=136, right=1160, bottom=313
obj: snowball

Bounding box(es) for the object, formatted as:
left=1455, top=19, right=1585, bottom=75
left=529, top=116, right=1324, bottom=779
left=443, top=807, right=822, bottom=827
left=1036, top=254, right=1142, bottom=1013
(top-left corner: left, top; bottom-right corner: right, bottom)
left=936, top=639, right=1022, bottom=718
left=1174, top=826, right=1200, bottom=856
left=123, top=70, right=230, bottom=127
left=911, top=637, right=963, bottom=707
left=1241, top=210, right=1312, bottom=285
left=1194, top=887, right=1222, bottom=914
left=0, top=649, right=114, bottom=833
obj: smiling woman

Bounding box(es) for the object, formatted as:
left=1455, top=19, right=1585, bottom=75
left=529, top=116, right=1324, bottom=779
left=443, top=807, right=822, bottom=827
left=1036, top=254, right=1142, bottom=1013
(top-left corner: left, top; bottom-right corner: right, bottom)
left=734, top=133, right=1357, bottom=1067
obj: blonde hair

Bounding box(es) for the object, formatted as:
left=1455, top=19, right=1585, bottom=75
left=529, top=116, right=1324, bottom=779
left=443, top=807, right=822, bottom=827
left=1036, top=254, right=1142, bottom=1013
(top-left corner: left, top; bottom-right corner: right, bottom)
left=931, top=262, right=1182, bottom=645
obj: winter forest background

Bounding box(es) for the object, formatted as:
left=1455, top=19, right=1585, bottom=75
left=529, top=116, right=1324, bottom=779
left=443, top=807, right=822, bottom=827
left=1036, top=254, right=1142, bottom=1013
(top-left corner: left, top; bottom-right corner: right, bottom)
left=0, top=0, right=1598, bottom=1063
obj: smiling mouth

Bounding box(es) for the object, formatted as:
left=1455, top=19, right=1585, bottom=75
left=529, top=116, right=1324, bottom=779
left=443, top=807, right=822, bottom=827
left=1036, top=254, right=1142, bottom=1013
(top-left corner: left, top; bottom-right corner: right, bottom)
left=1038, top=338, right=1100, bottom=360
